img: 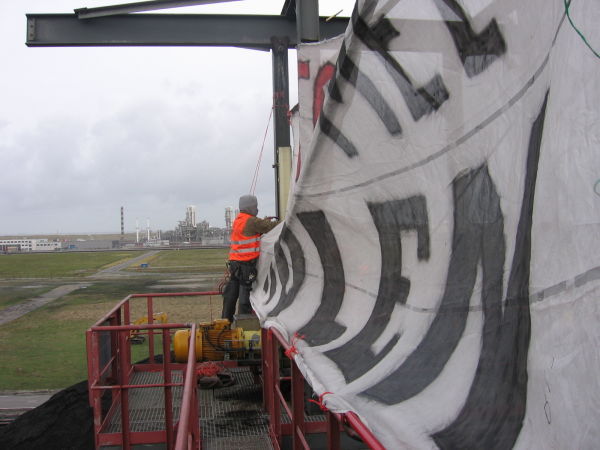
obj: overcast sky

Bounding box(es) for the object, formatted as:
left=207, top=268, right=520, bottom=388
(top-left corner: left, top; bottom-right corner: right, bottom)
left=0, top=0, right=353, bottom=236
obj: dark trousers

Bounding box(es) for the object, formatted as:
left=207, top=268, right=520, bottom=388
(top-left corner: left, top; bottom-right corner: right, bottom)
left=222, top=260, right=256, bottom=322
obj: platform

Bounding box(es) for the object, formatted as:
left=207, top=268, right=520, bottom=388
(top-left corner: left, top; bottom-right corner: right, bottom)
left=106, top=370, right=183, bottom=434
left=200, top=366, right=273, bottom=450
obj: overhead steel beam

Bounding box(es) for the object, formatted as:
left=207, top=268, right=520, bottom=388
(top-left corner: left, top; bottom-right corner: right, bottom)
left=271, top=36, right=290, bottom=218
left=75, top=0, right=241, bottom=19
left=25, top=13, right=349, bottom=49
left=296, top=0, right=319, bottom=43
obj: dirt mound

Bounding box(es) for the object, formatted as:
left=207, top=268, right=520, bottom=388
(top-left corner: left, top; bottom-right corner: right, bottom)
left=0, top=381, right=94, bottom=450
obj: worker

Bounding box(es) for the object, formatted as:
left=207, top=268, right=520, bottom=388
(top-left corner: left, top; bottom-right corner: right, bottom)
left=222, top=194, right=279, bottom=322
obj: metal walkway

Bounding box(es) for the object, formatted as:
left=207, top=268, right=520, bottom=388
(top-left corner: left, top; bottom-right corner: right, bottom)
left=106, top=370, right=184, bottom=433
left=199, top=367, right=273, bottom=450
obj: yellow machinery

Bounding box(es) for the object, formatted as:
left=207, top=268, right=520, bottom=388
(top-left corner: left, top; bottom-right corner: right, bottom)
left=173, top=319, right=261, bottom=362
left=130, top=312, right=168, bottom=344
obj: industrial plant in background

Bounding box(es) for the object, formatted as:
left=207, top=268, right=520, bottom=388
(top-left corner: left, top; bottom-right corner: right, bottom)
left=160, top=205, right=234, bottom=247
left=0, top=205, right=234, bottom=253
left=134, top=204, right=233, bottom=247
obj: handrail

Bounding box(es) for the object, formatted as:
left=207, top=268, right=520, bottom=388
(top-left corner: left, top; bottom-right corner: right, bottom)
left=87, top=292, right=218, bottom=450
left=92, top=294, right=132, bottom=327
left=175, top=323, right=198, bottom=450
left=344, top=412, right=386, bottom=450
left=92, top=291, right=221, bottom=327
left=90, top=323, right=189, bottom=331
left=131, top=291, right=220, bottom=298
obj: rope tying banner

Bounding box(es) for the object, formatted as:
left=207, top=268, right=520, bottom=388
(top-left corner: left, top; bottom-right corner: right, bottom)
left=284, top=332, right=305, bottom=359
left=308, top=392, right=334, bottom=412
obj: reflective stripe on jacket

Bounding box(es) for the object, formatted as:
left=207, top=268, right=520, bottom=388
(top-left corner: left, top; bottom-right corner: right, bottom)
left=229, top=212, right=261, bottom=261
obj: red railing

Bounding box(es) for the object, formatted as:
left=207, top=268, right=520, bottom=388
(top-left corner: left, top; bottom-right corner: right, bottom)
left=262, top=327, right=385, bottom=450
left=87, top=291, right=384, bottom=449
left=175, top=322, right=199, bottom=450
left=86, top=292, right=218, bottom=450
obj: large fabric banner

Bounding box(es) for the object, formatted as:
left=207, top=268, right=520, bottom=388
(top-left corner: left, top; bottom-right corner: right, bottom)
left=253, top=0, right=600, bottom=448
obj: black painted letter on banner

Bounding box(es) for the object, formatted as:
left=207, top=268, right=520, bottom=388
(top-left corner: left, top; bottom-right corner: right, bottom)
left=433, top=0, right=507, bottom=77
left=325, top=196, right=429, bottom=383
left=296, top=211, right=347, bottom=346
left=432, top=92, right=546, bottom=450
left=267, top=225, right=306, bottom=316
left=352, top=5, right=450, bottom=121
left=362, top=164, right=506, bottom=403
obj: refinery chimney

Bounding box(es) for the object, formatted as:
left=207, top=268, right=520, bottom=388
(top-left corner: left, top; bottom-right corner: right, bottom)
left=120, top=206, right=124, bottom=239
left=136, top=219, right=139, bottom=244
left=186, top=206, right=197, bottom=227
left=225, top=207, right=233, bottom=230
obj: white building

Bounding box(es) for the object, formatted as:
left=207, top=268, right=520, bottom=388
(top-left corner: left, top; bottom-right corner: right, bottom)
left=0, top=238, right=61, bottom=252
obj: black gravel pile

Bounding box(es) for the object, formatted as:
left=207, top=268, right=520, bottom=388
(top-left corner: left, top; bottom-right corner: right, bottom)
left=0, top=381, right=94, bottom=450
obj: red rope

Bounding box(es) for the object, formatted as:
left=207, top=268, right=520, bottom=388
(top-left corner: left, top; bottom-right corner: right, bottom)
left=308, top=392, right=333, bottom=412
left=250, top=107, right=274, bottom=195
left=196, top=361, right=223, bottom=378
left=284, top=332, right=305, bottom=359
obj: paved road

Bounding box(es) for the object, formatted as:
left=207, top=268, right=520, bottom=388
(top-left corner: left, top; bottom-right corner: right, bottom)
left=0, top=249, right=216, bottom=421
left=0, top=250, right=206, bottom=327
left=0, top=283, right=90, bottom=326
left=0, top=391, right=56, bottom=409
left=93, top=250, right=160, bottom=277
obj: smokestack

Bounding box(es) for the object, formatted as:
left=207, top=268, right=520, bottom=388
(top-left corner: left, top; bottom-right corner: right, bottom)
left=120, top=206, right=124, bottom=239
left=147, top=218, right=150, bottom=241
left=136, top=219, right=139, bottom=244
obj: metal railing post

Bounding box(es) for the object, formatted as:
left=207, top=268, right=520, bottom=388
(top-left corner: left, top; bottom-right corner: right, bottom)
left=327, top=411, right=340, bottom=450
left=272, top=331, right=282, bottom=445
left=118, top=330, right=131, bottom=450
left=291, top=361, right=307, bottom=449
left=148, top=296, right=155, bottom=363
left=163, top=328, right=174, bottom=449
left=175, top=323, right=198, bottom=450
left=262, top=328, right=272, bottom=411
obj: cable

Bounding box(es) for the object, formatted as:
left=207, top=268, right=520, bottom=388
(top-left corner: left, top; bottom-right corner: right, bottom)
left=250, top=107, right=274, bottom=195
left=564, top=0, right=600, bottom=59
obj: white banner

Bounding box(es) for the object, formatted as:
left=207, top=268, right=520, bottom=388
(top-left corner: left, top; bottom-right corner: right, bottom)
left=253, top=1, right=600, bottom=448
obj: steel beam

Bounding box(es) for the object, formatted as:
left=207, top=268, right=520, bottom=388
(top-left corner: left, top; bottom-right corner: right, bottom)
left=296, top=0, right=320, bottom=43
left=75, top=0, right=240, bottom=19
left=25, top=13, right=348, bottom=49
left=271, top=36, right=290, bottom=219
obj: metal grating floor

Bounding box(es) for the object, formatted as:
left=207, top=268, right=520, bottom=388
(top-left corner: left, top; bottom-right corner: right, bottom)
left=199, top=367, right=273, bottom=450
left=105, top=370, right=183, bottom=433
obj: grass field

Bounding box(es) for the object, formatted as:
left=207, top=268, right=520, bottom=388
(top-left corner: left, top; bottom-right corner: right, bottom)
left=126, top=248, right=228, bottom=274
left=0, top=251, right=137, bottom=278
left=0, top=278, right=221, bottom=389
left=0, top=284, right=57, bottom=313
left=0, top=249, right=230, bottom=389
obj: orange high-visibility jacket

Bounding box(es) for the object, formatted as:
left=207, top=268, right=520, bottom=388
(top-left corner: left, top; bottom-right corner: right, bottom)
left=229, top=213, right=261, bottom=261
